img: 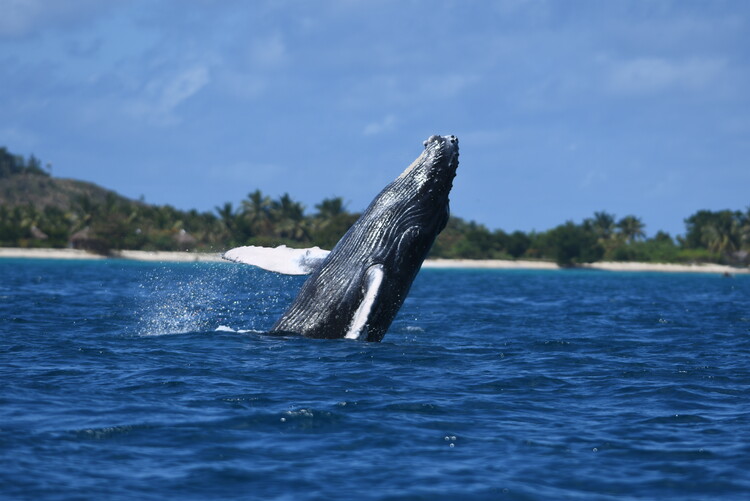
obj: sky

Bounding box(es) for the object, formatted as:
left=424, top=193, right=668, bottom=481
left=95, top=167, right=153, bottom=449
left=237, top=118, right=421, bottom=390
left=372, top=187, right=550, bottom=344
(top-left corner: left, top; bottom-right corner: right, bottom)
left=1, top=0, right=748, bottom=237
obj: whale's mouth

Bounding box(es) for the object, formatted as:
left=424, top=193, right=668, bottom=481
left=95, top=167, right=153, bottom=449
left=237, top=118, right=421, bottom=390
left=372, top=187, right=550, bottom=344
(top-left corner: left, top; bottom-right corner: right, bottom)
left=446, top=135, right=459, bottom=171
left=398, top=134, right=458, bottom=183
left=425, top=134, right=459, bottom=190
left=423, top=134, right=458, bottom=154
left=424, top=134, right=459, bottom=172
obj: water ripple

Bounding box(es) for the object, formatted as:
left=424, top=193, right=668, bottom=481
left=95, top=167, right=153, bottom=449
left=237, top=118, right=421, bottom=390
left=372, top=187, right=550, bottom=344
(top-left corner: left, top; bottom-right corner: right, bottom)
left=1, top=261, right=749, bottom=500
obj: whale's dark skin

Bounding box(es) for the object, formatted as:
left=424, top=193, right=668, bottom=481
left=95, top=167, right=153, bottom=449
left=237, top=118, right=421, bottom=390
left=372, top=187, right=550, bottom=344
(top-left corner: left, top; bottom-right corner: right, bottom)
left=270, top=135, right=459, bottom=341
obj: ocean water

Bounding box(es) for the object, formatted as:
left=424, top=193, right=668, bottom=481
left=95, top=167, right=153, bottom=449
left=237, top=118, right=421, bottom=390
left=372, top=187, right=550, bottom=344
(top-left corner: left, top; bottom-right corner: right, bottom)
left=1, top=258, right=749, bottom=500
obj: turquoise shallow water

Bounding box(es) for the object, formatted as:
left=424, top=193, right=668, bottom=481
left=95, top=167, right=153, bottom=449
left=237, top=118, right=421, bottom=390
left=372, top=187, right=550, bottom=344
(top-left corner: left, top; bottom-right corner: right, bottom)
left=1, top=258, right=749, bottom=500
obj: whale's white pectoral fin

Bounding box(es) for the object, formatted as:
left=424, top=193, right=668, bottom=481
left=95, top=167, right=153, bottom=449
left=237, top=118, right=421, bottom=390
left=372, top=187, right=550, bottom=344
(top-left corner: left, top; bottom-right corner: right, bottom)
left=222, top=245, right=330, bottom=275
left=345, top=264, right=385, bottom=340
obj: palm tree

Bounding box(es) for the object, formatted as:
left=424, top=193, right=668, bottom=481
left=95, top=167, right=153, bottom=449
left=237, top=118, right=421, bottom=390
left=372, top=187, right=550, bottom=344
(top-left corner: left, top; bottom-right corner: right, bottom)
left=311, top=197, right=346, bottom=233
left=700, top=212, right=742, bottom=255
left=73, top=194, right=97, bottom=232
left=271, top=193, right=309, bottom=242
left=588, top=211, right=616, bottom=241
left=215, top=202, right=236, bottom=232
left=314, top=197, right=346, bottom=219
left=741, top=207, right=750, bottom=250
left=241, top=189, right=273, bottom=237
left=617, top=215, right=646, bottom=243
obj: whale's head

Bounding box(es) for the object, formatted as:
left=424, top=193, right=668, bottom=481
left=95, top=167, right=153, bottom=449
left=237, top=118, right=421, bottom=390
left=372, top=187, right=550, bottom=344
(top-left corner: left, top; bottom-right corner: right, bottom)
left=398, top=134, right=459, bottom=197
left=345, top=134, right=459, bottom=277
left=388, top=134, right=459, bottom=234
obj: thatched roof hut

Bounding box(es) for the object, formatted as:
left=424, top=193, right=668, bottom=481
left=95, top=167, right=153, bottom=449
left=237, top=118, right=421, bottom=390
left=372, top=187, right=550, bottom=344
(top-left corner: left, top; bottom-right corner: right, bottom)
left=70, top=227, right=109, bottom=254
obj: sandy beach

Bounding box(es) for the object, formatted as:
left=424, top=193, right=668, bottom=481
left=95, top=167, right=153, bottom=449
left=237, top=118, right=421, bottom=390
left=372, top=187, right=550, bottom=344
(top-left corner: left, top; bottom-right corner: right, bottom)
left=1, top=247, right=747, bottom=274
left=423, top=258, right=748, bottom=274
left=0, top=247, right=225, bottom=262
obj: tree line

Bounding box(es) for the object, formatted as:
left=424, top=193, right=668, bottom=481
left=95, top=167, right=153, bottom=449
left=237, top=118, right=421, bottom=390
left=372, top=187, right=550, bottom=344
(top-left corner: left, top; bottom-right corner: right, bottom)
left=1, top=148, right=748, bottom=266
left=432, top=210, right=749, bottom=266
left=0, top=147, right=49, bottom=178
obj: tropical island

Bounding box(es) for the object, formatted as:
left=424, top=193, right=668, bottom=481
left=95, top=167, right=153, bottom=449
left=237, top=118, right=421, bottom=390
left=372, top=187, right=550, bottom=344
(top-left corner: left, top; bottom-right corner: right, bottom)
left=1, top=146, right=748, bottom=271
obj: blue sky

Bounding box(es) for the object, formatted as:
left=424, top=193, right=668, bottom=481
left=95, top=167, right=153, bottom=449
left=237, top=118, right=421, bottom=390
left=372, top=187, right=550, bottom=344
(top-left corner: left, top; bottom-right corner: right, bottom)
left=1, top=0, right=748, bottom=237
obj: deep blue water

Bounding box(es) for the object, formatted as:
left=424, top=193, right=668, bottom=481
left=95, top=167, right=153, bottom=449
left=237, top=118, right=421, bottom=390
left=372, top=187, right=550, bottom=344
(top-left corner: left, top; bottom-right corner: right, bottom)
left=1, top=258, right=749, bottom=500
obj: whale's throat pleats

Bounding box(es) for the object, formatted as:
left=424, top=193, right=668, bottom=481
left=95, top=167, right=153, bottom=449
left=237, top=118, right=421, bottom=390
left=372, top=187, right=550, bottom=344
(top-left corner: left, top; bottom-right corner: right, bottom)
left=344, top=264, right=384, bottom=340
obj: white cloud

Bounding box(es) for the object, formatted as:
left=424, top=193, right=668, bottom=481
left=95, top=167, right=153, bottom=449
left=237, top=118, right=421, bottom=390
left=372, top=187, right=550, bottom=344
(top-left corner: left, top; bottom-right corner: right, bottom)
left=343, top=72, right=478, bottom=110
left=606, top=57, right=726, bottom=95
left=158, top=66, right=210, bottom=111
left=0, top=0, right=42, bottom=37
left=0, top=0, right=110, bottom=38
left=211, top=34, right=287, bottom=101
left=125, top=65, right=211, bottom=125
left=216, top=70, right=268, bottom=100
left=363, top=114, right=396, bottom=136
left=248, top=34, right=288, bottom=67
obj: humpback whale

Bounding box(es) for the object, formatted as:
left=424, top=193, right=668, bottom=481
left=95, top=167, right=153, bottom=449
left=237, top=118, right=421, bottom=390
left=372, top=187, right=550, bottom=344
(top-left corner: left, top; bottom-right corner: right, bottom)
left=223, top=134, right=459, bottom=341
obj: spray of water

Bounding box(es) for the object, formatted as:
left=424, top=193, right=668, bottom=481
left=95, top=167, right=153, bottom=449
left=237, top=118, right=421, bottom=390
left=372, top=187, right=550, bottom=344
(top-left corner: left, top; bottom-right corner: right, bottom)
left=134, top=263, right=296, bottom=336
left=135, top=264, right=221, bottom=335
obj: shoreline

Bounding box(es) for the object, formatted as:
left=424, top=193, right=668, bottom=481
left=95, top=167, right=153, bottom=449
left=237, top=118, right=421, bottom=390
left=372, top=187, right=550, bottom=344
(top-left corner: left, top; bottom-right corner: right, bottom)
left=423, top=258, right=748, bottom=274
left=1, top=247, right=747, bottom=274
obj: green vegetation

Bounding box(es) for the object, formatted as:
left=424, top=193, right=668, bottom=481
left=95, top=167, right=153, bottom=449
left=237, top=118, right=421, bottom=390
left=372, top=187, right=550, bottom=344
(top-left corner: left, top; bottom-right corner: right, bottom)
left=0, top=147, right=49, bottom=178
left=1, top=147, right=748, bottom=266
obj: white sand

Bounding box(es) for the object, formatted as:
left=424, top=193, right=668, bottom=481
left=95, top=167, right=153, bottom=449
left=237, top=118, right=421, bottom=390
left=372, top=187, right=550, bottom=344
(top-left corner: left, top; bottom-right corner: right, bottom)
left=0, top=248, right=108, bottom=260
left=115, top=250, right=224, bottom=262
left=0, top=247, right=222, bottom=262
left=1, top=247, right=747, bottom=274
left=424, top=258, right=747, bottom=274
left=422, top=259, right=558, bottom=270
left=579, top=261, right=749, bottom=274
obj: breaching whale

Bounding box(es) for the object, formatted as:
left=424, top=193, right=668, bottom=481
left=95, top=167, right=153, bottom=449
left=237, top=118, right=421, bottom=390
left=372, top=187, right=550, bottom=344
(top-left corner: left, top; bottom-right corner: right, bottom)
left=223, top=134, right=459, bottom=341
